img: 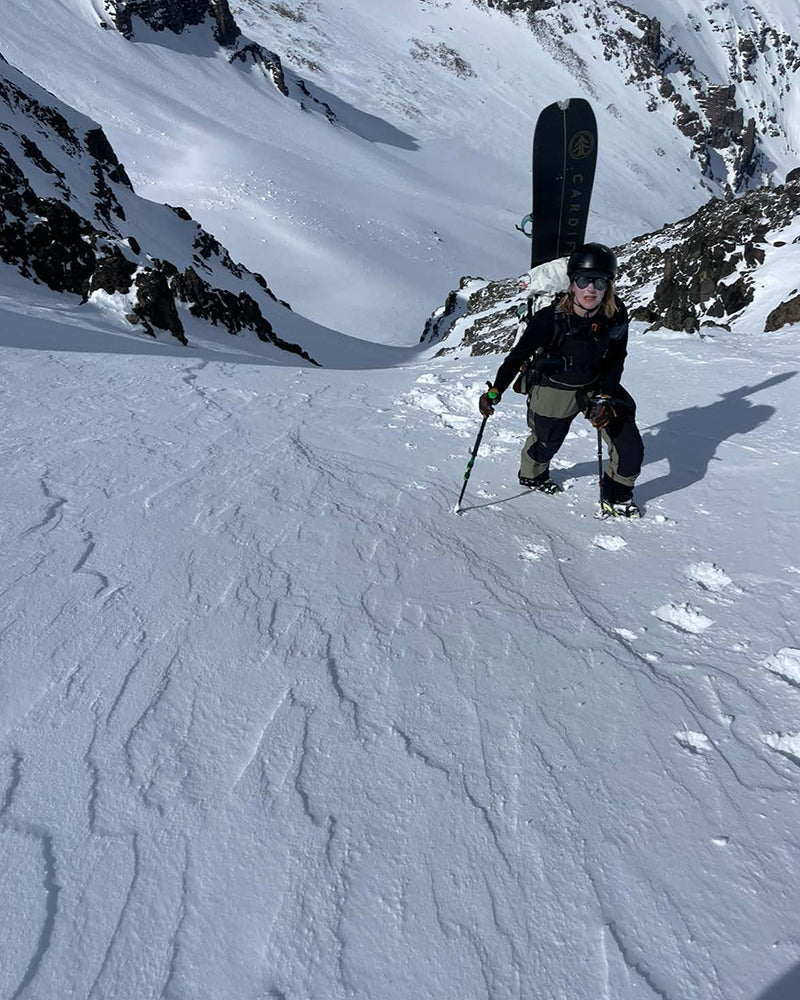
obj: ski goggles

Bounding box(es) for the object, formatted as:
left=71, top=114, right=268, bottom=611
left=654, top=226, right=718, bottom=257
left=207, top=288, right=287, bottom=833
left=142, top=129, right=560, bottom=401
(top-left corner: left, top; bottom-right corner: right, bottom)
left=574, top=274, right=609, bottom=290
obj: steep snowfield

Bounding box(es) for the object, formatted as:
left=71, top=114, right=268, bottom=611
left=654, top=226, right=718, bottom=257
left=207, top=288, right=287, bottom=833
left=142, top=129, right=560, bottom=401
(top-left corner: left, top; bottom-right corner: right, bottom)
left=0, top=51, right=425, bottom=367
left=2, top=264, right=800, bottom=998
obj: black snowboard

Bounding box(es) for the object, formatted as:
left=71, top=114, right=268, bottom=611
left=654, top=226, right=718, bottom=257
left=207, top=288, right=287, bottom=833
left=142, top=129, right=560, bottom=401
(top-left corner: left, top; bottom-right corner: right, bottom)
left=530, top=98, right=597, bottom=268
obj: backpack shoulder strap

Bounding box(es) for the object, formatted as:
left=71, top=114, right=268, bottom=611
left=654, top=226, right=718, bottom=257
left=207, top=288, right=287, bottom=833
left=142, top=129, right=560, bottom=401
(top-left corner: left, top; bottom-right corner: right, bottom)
left=551, top=306, right=569, bottom=352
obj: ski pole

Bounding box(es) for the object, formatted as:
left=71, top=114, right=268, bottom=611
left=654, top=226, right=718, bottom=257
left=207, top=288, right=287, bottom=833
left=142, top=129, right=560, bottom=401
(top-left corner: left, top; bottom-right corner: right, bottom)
left=454, top=382, right=494, bottom=514
left=596, top=427, right=604, bottom=508
left=586, top=394, right=608, bottom=510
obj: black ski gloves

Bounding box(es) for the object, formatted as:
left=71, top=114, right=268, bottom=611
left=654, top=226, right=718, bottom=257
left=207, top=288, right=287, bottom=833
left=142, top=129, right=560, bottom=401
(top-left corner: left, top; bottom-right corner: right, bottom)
left=479, top=387, right=501, bottom=416
left=585, top=395, right=616, bottom=429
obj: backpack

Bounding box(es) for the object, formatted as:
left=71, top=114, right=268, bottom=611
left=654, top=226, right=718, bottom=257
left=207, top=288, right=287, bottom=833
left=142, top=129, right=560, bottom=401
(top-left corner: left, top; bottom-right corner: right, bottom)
left=511, top=299, right=569, bottom=394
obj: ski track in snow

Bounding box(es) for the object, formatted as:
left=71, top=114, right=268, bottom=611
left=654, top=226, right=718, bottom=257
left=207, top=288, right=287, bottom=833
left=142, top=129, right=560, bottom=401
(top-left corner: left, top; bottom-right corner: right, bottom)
left=1, top=326, right=800, bottom=1000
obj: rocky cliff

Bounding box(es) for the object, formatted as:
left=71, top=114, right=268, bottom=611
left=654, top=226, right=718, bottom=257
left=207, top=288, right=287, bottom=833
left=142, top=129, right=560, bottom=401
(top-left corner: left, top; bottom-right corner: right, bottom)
left=618, top=179, right=800, bottom=333
left=100, top=0, right=338, bottom=121
left=102, top=0, right=240, bottom=45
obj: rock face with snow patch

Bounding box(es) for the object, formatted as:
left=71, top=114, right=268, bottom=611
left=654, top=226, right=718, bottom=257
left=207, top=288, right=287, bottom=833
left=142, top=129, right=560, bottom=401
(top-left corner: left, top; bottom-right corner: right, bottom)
left=0, top=54, right=317, bottom=361
left=421, top=180, right=800, bottom=351
left=102, top=0, right=339, bottom=119
left=618, top=179, right=800, bottom=333
left=420, top=260, right=569, bottom=357
left=420, top=275, right=526, bottom=356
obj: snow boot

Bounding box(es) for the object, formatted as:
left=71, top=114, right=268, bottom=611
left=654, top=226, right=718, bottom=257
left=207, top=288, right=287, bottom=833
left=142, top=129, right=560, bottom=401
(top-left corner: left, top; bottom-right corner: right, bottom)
left=519, top=471, right=563, bottom=495
left=600, top=474, right=640, bottom=517
left=600, top=499, right=641, bottom=518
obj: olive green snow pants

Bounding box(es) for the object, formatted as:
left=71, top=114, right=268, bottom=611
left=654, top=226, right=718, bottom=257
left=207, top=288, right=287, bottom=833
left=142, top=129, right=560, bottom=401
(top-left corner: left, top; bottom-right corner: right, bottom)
left=519, top=383, right=644, bottom=487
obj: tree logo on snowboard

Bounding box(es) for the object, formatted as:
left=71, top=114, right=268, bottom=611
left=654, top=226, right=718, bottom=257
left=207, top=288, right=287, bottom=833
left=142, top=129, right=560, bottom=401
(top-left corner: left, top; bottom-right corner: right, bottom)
left=569, top=131, right=595, bottom=160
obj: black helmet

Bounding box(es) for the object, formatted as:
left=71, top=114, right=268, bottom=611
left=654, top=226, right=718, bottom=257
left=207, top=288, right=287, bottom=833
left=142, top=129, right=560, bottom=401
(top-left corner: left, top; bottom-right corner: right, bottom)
left=567, top=242, right=617, bottom=280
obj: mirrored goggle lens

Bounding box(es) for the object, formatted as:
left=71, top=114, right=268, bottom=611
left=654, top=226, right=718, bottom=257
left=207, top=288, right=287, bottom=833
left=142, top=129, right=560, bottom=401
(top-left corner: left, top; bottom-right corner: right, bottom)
left=575, top=275, right=608, bottom=290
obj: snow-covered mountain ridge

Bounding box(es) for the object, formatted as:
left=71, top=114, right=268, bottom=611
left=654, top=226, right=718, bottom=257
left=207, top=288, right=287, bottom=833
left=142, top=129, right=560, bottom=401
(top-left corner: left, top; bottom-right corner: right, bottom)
left=476, top=0, right=799, bottom=193
left=3, top=0, right=798, bottom=343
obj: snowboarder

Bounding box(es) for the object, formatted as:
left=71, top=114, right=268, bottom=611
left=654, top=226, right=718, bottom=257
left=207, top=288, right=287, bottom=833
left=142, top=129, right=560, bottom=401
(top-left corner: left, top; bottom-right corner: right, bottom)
left=479, top=243, right=644, bottom=516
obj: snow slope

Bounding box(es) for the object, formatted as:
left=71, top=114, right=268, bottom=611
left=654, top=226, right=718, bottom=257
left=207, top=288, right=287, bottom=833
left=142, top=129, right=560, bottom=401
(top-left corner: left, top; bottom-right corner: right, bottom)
left=2, top=267, right=800, bottom=998
left=3, top=2, right=800, bottom=997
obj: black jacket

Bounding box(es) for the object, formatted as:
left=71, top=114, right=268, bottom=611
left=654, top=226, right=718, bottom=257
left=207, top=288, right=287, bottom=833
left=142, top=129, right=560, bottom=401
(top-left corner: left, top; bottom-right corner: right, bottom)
left=493, top=297, right=630, bottom=397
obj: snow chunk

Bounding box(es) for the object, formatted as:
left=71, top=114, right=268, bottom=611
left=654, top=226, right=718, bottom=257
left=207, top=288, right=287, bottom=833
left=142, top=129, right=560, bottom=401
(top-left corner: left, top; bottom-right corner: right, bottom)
left=592, top=534, right=627, bottom=551
left=675, top=731, right=711, bottom=753
left=685, top=562, right=732, bottom=591
left=762, top=733, right=800, bottom=766
left=652, top=602, right=715, bottom=633
left=519, top=544, right=547, bottom=562
left=397, top=380, right=489, bottom=437
left=614, top=628, right=638, bottom=641
left=763, top=648, right=800, bottom=688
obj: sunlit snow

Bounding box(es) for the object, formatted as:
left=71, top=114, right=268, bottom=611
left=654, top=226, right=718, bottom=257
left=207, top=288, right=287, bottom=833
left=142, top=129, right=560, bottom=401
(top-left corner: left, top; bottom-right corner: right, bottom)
left=2, top=2, right=800, bottom=999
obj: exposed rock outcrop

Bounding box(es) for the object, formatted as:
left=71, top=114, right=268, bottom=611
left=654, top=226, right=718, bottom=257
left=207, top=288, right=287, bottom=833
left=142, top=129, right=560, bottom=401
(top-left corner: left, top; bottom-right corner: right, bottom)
left=88, top=245, right=138, bottom=296
left=132, top=267, right=187, bottom=342
left=420, top=261, right=569, bottom=357
left=765, top=293, right=800, bottom=333
left=617, top=180, right=800, bottom=332
left=102, top=0, right=240, bottom=45
left=421, top=180, right=800, bottom=353
left=0, top=145, right=98, bottom=294
left=210, top=0, right=240, bottom=46
left=102, top=0, right=338, bottom=118
left=230, top=43, right=290, bottom=96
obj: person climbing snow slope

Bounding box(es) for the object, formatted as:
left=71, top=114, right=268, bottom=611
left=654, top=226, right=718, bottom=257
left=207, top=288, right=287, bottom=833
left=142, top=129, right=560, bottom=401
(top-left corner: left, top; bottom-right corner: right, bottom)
left=479, top=243, right=644, bottom=517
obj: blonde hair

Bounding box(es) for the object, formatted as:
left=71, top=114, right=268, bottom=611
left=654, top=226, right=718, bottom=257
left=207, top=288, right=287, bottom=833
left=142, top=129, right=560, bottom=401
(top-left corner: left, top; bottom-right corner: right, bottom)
left=557, top=281, right=619, bottom=319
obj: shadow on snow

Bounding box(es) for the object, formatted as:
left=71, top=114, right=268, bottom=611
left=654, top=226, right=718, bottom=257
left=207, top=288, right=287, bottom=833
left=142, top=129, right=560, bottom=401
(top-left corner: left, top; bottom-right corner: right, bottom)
left=755, top=961, right=800, bottom=1000
left=126, top=18, right=419, bottom=151
left=565, top=373, right=797, bottom=502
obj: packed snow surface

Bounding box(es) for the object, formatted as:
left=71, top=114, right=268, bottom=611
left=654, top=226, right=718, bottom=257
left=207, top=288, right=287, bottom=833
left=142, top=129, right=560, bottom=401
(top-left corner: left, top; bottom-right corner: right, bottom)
left=2, top=265, right=800, bottom=1000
